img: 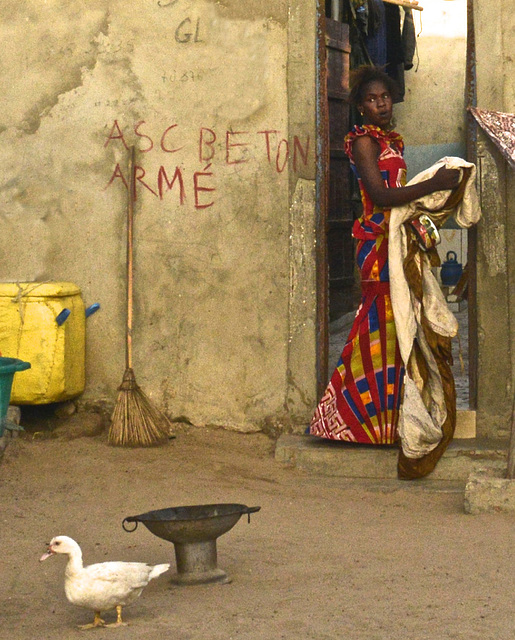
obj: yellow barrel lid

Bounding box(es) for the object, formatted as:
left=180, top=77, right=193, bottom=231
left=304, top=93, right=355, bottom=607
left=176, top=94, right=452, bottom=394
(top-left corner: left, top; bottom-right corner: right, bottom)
left=0, top=282, right=82, bottom=299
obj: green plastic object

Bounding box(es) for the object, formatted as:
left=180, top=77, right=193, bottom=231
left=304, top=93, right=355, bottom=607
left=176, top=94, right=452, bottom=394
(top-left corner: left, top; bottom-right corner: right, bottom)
left=0, top=357, right=31, bottom=437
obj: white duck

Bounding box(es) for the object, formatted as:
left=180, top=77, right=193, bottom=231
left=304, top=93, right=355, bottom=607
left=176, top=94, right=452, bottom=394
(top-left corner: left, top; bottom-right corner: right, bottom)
left=40, top=535, right=170, bottom=629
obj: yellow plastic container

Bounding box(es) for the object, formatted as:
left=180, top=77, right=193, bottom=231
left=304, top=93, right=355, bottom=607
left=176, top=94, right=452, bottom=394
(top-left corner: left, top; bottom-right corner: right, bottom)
left=0, top=282, right=85, bottom=404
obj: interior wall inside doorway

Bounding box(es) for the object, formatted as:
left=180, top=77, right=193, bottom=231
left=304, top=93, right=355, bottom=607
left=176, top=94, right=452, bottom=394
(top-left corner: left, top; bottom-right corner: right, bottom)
left=394, top=0, right=467, bottom=178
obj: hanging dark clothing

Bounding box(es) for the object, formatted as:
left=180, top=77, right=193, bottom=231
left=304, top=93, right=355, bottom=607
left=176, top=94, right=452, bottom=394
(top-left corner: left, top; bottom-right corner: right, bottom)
left=360, top=1, right=417, bottom=103
left=364, top=0, right=387, bottom=67
left=384, top=3, right=405, bottom=100
left=402, top=8, right=416, bottom=70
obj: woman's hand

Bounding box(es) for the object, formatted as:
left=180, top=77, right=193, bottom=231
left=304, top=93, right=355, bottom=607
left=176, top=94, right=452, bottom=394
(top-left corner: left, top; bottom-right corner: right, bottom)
left=429, top=166, right=461, bottom=192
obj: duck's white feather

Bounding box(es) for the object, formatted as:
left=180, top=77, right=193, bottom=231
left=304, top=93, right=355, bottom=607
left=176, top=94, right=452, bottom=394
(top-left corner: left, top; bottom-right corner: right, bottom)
left=41, top=535, right=170, bottom=615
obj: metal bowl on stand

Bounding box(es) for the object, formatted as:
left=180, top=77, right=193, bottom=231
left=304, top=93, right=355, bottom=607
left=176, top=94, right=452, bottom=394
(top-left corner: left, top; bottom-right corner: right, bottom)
left=123, top=503, right=260, bottom=585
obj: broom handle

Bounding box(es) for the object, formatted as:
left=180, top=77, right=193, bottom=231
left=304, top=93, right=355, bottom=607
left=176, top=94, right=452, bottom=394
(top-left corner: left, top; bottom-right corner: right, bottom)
left=126, top=146, right=135, bottom=370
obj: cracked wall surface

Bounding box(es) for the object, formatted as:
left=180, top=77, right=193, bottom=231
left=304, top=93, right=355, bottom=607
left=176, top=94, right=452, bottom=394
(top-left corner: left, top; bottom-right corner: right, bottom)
left=0, top=0, right=318, bottom=431
left=473, top=0, right=515, bottom=439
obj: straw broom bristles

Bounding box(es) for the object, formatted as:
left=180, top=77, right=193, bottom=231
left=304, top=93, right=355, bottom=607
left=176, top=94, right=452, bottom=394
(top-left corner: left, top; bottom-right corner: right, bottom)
left=108, top=368, right=170, bottom=447
left=108, top=145, right=172, bottom=447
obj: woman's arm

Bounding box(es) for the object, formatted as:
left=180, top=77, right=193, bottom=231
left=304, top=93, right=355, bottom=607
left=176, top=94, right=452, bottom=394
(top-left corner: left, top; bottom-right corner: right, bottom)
left=352, top=135, right=461, bottom=208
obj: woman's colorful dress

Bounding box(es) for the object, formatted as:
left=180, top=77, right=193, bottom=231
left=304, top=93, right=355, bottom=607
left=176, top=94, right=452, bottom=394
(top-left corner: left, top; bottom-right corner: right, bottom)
left=310, top=124, right=406, bottom=444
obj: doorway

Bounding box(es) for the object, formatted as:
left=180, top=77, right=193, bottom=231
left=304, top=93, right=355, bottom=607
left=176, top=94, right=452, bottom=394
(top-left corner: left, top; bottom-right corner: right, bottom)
left=317, top=0, right=475, bottom=427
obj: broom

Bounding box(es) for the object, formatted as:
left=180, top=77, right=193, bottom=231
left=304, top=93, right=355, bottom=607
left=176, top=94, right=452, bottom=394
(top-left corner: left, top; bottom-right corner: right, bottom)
left=108, top=146, right=172, bottom=447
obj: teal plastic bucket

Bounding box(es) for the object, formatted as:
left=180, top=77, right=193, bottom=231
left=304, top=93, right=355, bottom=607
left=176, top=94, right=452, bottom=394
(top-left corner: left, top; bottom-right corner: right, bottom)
left=0, top=357, right=31, bottom=436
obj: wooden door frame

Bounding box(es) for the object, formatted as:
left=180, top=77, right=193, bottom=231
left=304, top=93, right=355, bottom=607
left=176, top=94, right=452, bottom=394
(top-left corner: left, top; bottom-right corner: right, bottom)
left=466, top=0, right=477, bottom=409
left=315, top=0, right=330, bottom=399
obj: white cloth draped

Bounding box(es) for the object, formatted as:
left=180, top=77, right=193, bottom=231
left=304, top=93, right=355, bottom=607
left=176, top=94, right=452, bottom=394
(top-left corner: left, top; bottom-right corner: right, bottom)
left=389, top=157, right=481, bottom=459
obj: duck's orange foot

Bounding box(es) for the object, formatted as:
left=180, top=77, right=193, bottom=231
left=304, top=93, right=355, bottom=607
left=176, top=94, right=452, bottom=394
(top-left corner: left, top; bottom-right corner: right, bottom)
left=78, top=612, right=105, bottom=630
left=104, top=605, right=127, bottom=628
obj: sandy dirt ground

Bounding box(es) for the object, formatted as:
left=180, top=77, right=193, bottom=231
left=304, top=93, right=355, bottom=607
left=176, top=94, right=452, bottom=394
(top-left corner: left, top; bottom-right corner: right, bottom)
left=1, top=416, right=514, bottom=640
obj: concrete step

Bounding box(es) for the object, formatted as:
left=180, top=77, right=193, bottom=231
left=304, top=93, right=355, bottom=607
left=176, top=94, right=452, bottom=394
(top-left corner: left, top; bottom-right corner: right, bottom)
left=275, top=434, right=507, bottom=481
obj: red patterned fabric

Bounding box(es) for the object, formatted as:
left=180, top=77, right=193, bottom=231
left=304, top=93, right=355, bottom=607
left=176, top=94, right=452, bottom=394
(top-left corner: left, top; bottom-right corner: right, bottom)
left=310, top=125, right=406, bottom=444
left=469, top=107, right=515, bottom=169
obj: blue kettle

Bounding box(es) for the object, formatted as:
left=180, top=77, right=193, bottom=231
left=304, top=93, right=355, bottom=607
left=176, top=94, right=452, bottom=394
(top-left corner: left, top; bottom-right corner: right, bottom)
left=440, top=250, right=463, bottom=287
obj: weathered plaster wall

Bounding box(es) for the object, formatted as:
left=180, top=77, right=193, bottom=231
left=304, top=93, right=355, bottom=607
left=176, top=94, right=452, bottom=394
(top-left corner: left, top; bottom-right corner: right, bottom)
left=0, top=0, right=318, bottom=432
left=285, top=2, right=318, bottom=431
left=475, top=0, right=515, bottom=112
left=475, top=132, right=512, bottom=438
left=474, top=0, right=515, bottom=439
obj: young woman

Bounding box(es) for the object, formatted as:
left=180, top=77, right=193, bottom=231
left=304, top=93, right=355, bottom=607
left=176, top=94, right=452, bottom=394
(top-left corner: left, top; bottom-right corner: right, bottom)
left=310, top=65, right=459, bottom=447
